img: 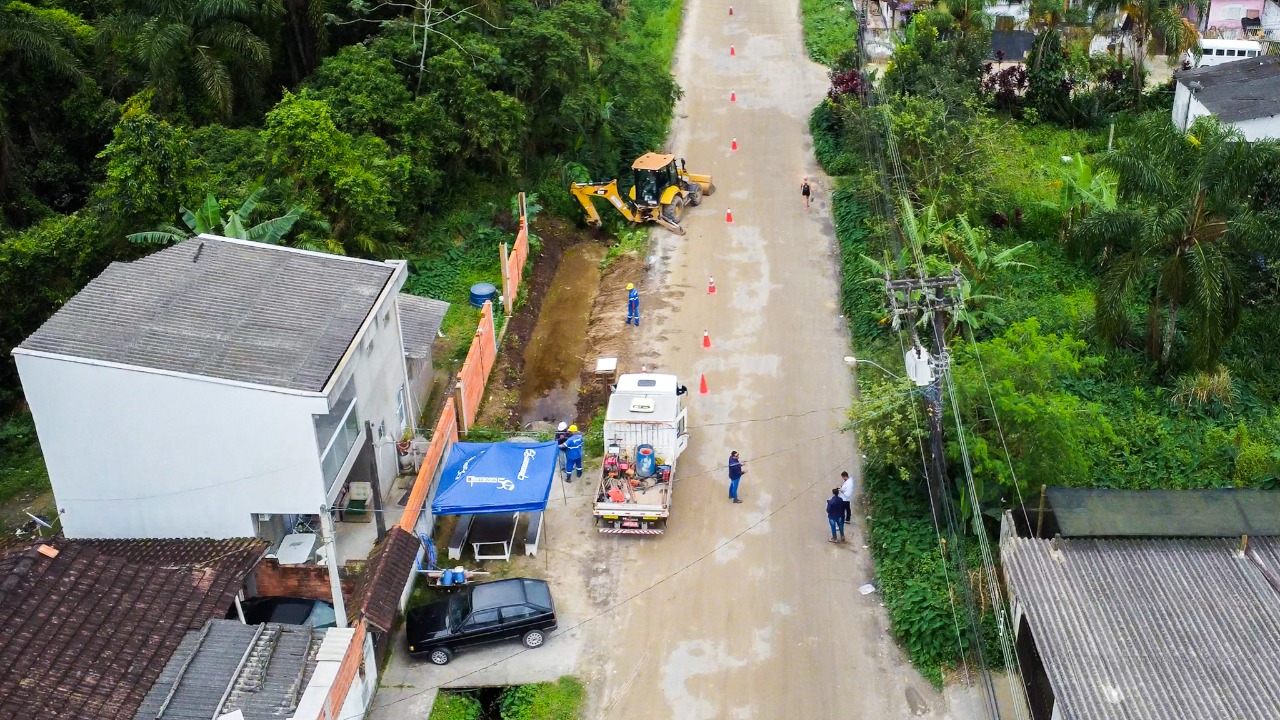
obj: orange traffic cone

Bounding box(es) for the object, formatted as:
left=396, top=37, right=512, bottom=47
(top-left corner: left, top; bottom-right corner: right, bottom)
left=707, top=276, right=716, bottom=294
left=725, top=208, right=733, bottom=223
left=699, top=374, right=709, bottom=394
left=731, top=137, right=738, bottom=151
left=730, top=89, right=737, bottom=103
left=730, top=44, right=736, bottom=56
left=703, top=331, right=712, bottom=349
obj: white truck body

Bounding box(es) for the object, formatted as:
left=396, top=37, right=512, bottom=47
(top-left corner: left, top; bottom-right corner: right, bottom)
left=594, top=373, right=689, bottom=535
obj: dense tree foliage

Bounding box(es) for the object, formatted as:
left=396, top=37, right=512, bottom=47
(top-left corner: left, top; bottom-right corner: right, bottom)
left=0, top=0, right=684, bottom=407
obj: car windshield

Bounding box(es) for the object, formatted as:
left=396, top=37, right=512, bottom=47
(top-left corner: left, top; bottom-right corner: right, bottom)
left=448, top=594, right=470, bottom=630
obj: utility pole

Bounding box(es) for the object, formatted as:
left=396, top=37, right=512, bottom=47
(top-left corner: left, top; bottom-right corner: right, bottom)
left=884, top=271, right=962, bottom=528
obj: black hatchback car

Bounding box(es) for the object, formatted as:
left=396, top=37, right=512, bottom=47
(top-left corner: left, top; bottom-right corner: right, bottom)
left=406, top=578, right=557, bottom=665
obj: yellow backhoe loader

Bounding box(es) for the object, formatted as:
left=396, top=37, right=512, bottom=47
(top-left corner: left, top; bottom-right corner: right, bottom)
left=570, top=153, right=715, bottom=235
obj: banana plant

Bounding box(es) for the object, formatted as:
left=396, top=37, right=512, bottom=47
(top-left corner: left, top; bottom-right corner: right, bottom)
left=128, top=184, right=306, bottom=245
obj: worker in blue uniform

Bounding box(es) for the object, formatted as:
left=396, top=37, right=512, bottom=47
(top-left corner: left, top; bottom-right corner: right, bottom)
left=562, top=424, right=584, bottom=482
left=626, top=283, right=640, bottom=326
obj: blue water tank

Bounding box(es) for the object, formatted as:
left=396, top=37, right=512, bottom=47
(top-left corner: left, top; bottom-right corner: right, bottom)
left=469, top=282, right=497, bottom=308
left=636, top=444, right=656, bottom=478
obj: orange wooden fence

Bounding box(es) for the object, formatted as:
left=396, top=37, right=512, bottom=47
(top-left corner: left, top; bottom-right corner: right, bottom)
left=397, top=398, right=458, bottom=532
left=318, top=195, right=527, bottom=720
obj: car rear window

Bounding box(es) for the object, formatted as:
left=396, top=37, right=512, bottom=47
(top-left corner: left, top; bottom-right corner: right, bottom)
left=523, top=580, right=553, bottom=611
left=471, top=580, right=525, bottom=610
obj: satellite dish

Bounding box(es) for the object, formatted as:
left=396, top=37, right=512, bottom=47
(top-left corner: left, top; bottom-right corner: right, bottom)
left=904, top=347, right=933, bottom=387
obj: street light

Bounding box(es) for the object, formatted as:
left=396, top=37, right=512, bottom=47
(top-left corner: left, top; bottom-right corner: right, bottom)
left=843, top=355, right=902, bottom=379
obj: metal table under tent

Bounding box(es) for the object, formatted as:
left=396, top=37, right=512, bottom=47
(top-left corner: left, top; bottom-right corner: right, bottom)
left=432, top=440, right=556, bottom=563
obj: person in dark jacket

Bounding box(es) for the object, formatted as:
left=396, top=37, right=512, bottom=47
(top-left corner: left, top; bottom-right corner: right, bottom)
left=826, top=488, right=846, bottom=543
left=728, top=451, right=745, bottom=503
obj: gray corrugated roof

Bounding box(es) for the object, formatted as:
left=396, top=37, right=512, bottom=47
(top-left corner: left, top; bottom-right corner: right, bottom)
left=1003, top=536, right=1280, bottom=720
left=17, top=236, right=397, bottom=392
left=1045, top=487, right=1280, bottom=537
left=1176, top=55, right=1280, bottom=122
left=135, top=620, right=319, bottom=720
left=397, top=294, right=450, bottom=360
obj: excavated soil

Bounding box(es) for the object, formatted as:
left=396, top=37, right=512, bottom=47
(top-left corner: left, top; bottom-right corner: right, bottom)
left=573, top=252, right=648, bottom=421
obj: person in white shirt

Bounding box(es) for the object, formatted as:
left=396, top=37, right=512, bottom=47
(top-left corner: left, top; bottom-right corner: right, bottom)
left=838, top=471, right=854, bottom=523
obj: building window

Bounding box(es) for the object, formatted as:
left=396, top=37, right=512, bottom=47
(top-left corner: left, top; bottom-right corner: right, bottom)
left=313, top=380, right=360, bottom=491
left=1222, top=5, right=1245, bottom=19
left=396, top=387, right=407, bottom=435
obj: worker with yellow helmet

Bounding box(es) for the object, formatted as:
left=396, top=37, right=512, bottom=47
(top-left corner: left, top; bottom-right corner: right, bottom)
left=626, top=282, right=640, bottom=327
left=561, top=423, right=585, bottom=482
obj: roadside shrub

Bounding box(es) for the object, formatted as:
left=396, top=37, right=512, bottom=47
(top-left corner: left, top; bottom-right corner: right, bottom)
left=428, top=691, right=482, bottom=720
left=499, top=677, right=586, bottom=720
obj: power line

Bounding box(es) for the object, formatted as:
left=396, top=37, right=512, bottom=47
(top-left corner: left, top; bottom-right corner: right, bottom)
left=334, top=453, right=857, bottom=720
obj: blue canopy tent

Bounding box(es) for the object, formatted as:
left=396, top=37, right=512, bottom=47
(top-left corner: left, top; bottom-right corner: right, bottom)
left=432, top=441, right=558, bottom=561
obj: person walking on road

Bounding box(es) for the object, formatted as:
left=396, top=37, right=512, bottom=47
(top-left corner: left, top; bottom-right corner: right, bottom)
left=728, top=451, right=745, bottom=503
left=554, top=422, right=570, bottom=472
left=626, top=283, right=640, bottom=326
left=839, top=471, right=854, bottom=523
left=826, top=488, right=846, bottom=543
left=801, top=177, right=812, bottom=211
left=562, top=425, right=584, bottom=482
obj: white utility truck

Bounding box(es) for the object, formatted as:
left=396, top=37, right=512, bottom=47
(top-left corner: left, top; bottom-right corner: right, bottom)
left=593, top=373, right=689, bottom=534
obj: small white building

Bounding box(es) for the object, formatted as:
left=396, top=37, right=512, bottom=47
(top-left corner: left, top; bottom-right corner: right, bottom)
left=1173, top=54, right=1280, bottom=139
left=13, top=235, right=448, bottom=541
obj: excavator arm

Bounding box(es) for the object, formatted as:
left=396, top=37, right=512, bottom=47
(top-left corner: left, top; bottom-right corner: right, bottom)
left=570, top=180, right=686, bottom=235
left=571, top=181, right=638, bottom=226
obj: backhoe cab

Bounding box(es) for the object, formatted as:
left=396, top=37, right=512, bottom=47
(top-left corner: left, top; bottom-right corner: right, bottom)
left=570, top=153, right=715, bottom=236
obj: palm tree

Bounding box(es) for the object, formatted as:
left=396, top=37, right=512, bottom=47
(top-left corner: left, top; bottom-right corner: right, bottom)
left=100, top=0, right=272, bottom=118
left=1072, top=114, right=1274, bottom=369
left=1090, top=0, right=1204, bottom=109
left=129, top=185, right=305, bottom=245
left=0, top=4, right=86, bottom=203
left=1042, top=154, right=1118, bottom=242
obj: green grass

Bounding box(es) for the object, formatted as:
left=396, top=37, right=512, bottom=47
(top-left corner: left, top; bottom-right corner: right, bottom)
left=428, top=691, right=483, bottom=720
left=800, top=0, right=858, bottom=67
left=0, top=412, right=51, bottom=508
left=498, top=677, right=586, bottom=720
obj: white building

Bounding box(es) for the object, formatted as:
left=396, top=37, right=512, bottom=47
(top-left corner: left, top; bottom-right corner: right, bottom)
left=1173, top=54, right=1280, bottom=139
left=13, top=235, right=448, bottom=541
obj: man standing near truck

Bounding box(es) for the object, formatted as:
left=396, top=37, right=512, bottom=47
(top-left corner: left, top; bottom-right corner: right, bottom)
left=626, top=283, right=640, bottom=326
left=562, top=425, right=584, bottom=482
left=555, top=422, right=570, bottom=472
left=728, top=451, right=745, bottom=504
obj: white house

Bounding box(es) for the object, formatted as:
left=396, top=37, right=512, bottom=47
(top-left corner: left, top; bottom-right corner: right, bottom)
left=13, top=235, right=448, bottom=541
left=1173, top=54, right=1280, bottom=139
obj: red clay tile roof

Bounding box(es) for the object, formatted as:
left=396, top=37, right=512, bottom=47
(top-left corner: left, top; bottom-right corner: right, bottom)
left=0, top=537, right=266, bottom=720
left=357, top=527, right=421, bottom=633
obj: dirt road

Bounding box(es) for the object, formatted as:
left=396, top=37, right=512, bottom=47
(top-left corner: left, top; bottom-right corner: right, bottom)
left=576, top=0, right=957, bottom=717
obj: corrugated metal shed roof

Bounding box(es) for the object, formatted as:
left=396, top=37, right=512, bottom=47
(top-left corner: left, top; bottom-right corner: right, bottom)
left=16, top=236, right=397, bottom=392
left=1003, top=536, right=1280, bottom=720
left=397, top=294, right=449, bottom=360
left=134, top=620, right=319, bottom=720
left=1176, top=55, right=1280, bottom=123
left=1045, top=488, right=1280, bottom=537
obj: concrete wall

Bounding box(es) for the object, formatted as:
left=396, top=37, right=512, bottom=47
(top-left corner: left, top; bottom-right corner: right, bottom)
left=1208, top=0, right=1266, bottom=29
left=16, top=353, right=329, bottom=539
left=333, top=268, right=411, bottom=502
left=1231, top=113, right=1280, bottom=140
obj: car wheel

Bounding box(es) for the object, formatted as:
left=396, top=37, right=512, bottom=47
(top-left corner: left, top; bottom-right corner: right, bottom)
left=522, top=629, right=546, bottom=649
left=428, top=647, right=453, bottom=665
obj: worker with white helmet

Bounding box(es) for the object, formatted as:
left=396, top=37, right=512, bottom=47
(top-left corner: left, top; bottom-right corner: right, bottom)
left=626, top=282, right=640, bottom=327
left=562, top=424, right=585, bottom=482
left=554, top=421, right=570, bottom=472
